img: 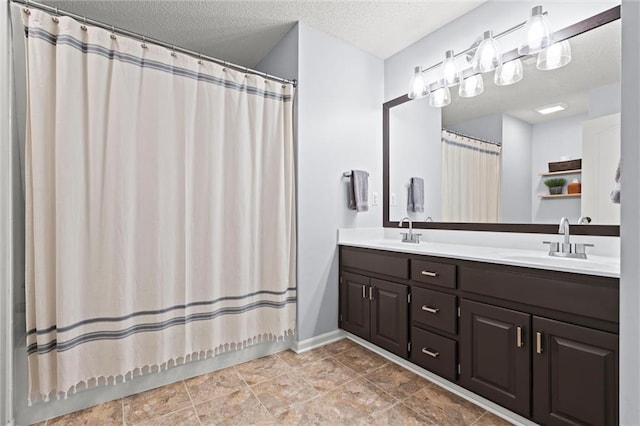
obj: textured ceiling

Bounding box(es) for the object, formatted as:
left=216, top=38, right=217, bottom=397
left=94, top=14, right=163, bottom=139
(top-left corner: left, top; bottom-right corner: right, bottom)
left=39, top=0, right=484, bottom=68
left=442, top=19, right=621, bottom=126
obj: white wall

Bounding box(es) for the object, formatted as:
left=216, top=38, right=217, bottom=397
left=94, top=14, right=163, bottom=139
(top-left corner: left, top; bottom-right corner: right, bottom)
left=0, top=0, right=12, bottom=423
left=530, top=113, right=584, bottom=223
left=620, top=1, right=640, bottom=423
left=501, top=114, right=532, bottom=223
left=384, top=1, right=619, bottom=102
left=389, top=97, right=441, bottom=222
left=448, top=113, right=503, bottom=144
left=589, top=82, right=622, bottom=119
left=255, top=25, right=299, bottom=86
left=296, top=22, right=384, bottom=340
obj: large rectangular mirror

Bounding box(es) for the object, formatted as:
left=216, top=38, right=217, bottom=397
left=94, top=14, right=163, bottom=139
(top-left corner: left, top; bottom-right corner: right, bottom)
left=384, top=7, right=620, bottom=235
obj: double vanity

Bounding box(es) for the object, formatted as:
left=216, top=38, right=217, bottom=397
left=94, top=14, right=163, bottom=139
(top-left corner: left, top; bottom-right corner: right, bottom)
left=338, top=228, right=619, bottom=425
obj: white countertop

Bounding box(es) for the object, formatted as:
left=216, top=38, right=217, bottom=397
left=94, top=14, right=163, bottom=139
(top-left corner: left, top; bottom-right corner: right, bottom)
left=338, top=228, right=620, bottom=278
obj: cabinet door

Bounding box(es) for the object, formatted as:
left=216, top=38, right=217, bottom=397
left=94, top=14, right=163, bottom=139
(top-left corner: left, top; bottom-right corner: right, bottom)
left=340, top=272, right=370, bottom=339
left=460, top=300, right=531, bottom=417
left=533, top=317, right=618, bottom=426
left=370, top=279, right=408, bottom=357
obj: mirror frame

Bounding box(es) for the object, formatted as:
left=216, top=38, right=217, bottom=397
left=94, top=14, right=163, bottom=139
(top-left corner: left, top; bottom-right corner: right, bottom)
left=383, top=5, right=621, bottom=236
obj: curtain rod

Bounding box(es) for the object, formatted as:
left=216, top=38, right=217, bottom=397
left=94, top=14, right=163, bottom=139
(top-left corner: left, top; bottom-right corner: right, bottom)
left=11, top=0, right=297, bottom=87
left=442, top=128, right=501, bottom=147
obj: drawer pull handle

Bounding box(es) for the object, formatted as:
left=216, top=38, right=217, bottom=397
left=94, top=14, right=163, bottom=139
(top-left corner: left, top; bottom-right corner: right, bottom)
left=536, top=332, right=543, bottom=354
left=362, top=285, right=366, bottom=299
left=421, top=306, right=439, bottom=314
left=422, top=348, right=439, bottom=358
left=516, top=326, right=523, bottom=348
left=369, top=286, right=374, bottom=301
left=421, top=271, right=439, bottom=277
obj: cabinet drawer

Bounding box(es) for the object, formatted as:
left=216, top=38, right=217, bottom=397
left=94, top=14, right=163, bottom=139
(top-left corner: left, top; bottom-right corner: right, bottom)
left=342, top=247, right=409, bottom=279
left=411, top=259, right=457, bottom=288
left=412, top=287, right=457, bottom=335
left=410, top=327, right=457, bottom=381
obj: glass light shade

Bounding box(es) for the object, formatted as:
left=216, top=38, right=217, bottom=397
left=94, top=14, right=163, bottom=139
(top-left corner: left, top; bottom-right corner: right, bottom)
left=459, top=74, right=484, bottom=98
left=537, top=40, right=572, bottom=70
left=408, top=66, right=429, bottom=99
left=442, top=50, right=461, bottom=87
left=472, top=30, right=502, bottom=73
left=518, top=6, right=553, bottom=55
left=429, top=87, right=451, bottom=108
left=494, top=59, right=524, bottom=86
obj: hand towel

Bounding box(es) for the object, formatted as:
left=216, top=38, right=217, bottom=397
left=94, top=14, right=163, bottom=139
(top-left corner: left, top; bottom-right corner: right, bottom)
left=610, top=159, right=620, bottom=204
left=349, top=170, right=369, bottom=212
left=407, top=177, right=424, bottom=213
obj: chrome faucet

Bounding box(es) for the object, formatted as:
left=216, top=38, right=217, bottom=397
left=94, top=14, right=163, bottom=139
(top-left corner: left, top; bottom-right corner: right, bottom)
left=543, top=217, right=594, bottom=259
left=399, top=216, right=421, bottom=244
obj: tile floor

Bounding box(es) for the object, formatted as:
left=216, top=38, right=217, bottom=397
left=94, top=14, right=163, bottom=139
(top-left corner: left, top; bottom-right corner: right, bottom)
left=35, top=339, right=514, bottom=425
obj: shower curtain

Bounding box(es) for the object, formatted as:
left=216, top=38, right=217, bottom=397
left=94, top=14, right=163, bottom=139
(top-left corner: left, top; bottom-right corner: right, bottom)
left=22, top=8, right=296, bottom=403
left=441, top=130, right=501, bottom=222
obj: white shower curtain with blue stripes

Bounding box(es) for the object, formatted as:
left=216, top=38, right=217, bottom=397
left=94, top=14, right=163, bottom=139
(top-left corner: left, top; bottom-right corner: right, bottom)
left=21, top=7, right=296, bottom=403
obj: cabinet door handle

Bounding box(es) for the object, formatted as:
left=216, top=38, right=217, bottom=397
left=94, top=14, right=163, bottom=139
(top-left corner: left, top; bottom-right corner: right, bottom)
left=369, top=286, right=374, bottom=301
left=516, top=326, right=523, bottom=348
left=536, top=332, right=543, bottom=354
left=362, top=285, right=366, bottom=299
left=421, top=271, right=439, bottom=277
left=422, top=348, right=439, bottom=358
left=421, top=306, right=439, bottom=314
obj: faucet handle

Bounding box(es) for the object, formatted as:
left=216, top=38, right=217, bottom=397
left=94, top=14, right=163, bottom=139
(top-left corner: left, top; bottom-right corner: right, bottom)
left=543, top=241, right=560, bottom=253
left=574, top=243, right=594, bottom=255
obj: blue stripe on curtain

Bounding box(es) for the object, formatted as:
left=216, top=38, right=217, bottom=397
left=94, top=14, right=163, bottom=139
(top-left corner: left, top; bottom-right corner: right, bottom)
left=24, top=27, right=293, bottom=102
left=28, top=296, right=297, bottom=355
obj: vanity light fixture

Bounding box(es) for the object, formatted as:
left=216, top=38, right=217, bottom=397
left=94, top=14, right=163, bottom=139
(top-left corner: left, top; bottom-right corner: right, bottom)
left=459, top=74, right=484, bottom=98
left=408, top=66, right=429, bottom=99
left=536, top=102, right=567, bottom=115
left=429, top=86, right=452, bottom=107
left=519, top=5, right=553, bottom=55
left=494, top=58, right=524, bottom=85
left=442, top=50, right=462, bottom=87
left=537, top=40, right=572, bottom=70
left=472, top=30, right=503, bottom=73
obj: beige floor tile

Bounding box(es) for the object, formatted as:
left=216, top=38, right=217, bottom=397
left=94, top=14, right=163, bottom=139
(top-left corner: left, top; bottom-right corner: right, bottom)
left=404, top=385, right=486, bottom=425
left=194, top=388, right=274, bottom=425
left=331, top=344, right=389, bottom=375
left=47, top=399, right=122, bottom=426
left=136, top=407, right=200, bottom=426
left=276, top=347, right=330, bottom=369
left=274, top=396, right=352, bottom=425
left=320, top=377, right=397, bottom=420
left=323, top=338, right=360, bottom=356
left=251, top=371, right=319, bottom=415
left=234, top=354, right=291, bottom=386
left=123, top=381, right=191, bottom=424
left=365, top=363, right=431, bottom=400
left=473, top=411, right=515, bottom=425
left=364, top=402, right=435, bottom=425
left=298, top=357, right=358, bottom=393
left=184, top=367, right=246, bottom=405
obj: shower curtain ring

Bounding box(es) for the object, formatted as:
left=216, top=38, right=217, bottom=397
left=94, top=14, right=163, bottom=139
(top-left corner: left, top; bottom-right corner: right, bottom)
left=141, top=36, right=147, bottom=49
left=52, top=7, right=59, bottom=23
left=171, top=45, right=177, bottom=58
left=81, top=16, right=87, bottom=31
left=244, top=67, right=249, bottom=78
left=222, top=61, right=227, bottom=72
left=198, top=53, right=203, bottom=65
left=110, top=26, right=116, bottom=40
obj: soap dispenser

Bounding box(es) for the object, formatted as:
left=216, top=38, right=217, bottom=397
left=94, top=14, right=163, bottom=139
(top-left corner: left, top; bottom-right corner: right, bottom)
left=568, top=178, right=581, bottom=194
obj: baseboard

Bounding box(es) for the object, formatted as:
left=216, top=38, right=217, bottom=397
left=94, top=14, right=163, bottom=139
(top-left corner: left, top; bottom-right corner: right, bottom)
left=291, top=329, right=346, bottom=354
left=344, top=333, right=537, bottom=426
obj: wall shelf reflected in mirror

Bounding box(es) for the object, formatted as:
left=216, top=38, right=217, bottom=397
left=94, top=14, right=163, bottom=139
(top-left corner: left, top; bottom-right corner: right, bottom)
left=383, top=5, right=620, bottom=236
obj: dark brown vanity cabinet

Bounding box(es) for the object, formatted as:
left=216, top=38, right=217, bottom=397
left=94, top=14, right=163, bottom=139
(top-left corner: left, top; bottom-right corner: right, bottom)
left=339, top=246, right=619, bottom=425
left=460, top=300, right=531, bottom=417
left=533, top=317, right=618, bottom=426
left=340, top=271, right=409, bottom=358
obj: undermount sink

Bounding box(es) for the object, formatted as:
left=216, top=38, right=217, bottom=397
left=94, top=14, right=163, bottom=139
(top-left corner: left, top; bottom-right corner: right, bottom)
left=495, top=253, right=614, bottom=270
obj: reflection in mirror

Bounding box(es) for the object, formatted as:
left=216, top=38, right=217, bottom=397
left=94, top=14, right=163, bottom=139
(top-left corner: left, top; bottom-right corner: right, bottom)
left=388, top=19, right=621, bottom=226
